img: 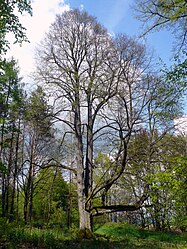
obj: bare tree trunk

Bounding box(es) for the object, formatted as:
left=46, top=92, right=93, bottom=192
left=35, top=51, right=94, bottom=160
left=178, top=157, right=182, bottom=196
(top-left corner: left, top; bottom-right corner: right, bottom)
left=24, top=132, right=36, bottom=224
left=47, top=168, right=57, bottom=224
left=5, top=124, right=15, bottom=218
left=78, top=195, right=92, bottom=231
left=1, top=176, right=6, bottom=217
left=24, top=164, right=33, bottom=224
left=29, top=175, right=34, bottom=223
left=10, top=119, right=21, bottom=220
left=16, top=178, right=19, bottom=221
left=29, top=132, right=36, bottom=224
left=74, top=97, right=92, bottom=235
left=85, top=97, right=93, bottom=199
left=76, top=134, right=92, bottom=232
left=67, top=171, right=72, bottom=229
left=24, top=191, right=29, bottom=223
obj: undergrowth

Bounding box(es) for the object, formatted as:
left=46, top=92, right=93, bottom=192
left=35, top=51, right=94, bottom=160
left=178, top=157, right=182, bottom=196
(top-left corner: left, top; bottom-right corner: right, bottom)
left=0, top=219, right=187, bottom=249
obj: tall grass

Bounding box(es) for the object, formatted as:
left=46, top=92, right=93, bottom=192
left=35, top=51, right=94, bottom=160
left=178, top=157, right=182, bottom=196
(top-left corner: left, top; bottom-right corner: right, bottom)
left=1, top=220, right=187, bottom=249
left=7, top=227, right=67, bottom=248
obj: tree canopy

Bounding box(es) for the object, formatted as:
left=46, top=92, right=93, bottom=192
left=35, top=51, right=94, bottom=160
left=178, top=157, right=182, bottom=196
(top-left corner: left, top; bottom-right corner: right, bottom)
left=0, top=0, right=32, bottom=54
left=135, top=0, right=187, bottom=51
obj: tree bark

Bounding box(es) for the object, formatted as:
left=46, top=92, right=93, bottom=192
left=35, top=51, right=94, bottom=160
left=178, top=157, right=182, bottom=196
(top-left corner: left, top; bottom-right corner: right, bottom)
left=74, top=89, right=93, bottom=233
left=10, top=119, right=21, bottom=219
left=24, top=132, right=36, bottom=224
left=5, top=123, right=15, bottom=218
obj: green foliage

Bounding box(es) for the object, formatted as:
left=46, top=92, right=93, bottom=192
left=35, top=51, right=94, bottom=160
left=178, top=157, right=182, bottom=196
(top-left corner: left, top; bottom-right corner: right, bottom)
left=0, top=161, right=7, bottom=174
left=94, top=152, right=116, bottom=185
left=25, top=86, right=53, bottom=136
left=32, top=168, right=69, bottom=226
left=0, top=58, right=25, bottom=118
left=175, top=216, right=187, bottom=232
left=0, top=59, right=24, bottom=151
left=135, top=0, right=187, bottom=113
left=148, top=155, right=187, bottom=230
left=162, top=53, right=187, bottom=109
left=136, top=0, right=187, bottom=50
left=7, top=227, right=63, bottom=248
left=0, top=0, right=32, bottom=54
left=149, top=75, right=184, bottom=123
left=126, top=132, right=187, bottom=230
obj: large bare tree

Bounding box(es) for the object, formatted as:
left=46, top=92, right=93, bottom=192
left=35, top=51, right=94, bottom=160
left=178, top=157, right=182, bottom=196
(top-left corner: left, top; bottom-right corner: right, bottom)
left=35, top=9, right=155, bottom=236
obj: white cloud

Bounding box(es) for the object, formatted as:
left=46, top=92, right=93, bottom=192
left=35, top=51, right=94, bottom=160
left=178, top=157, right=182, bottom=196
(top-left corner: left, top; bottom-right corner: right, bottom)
left=6, top=0, right=70, bottom=87
left=80, top=4, right=84, bottom=11
left=174, top=116, right=187, bottom=135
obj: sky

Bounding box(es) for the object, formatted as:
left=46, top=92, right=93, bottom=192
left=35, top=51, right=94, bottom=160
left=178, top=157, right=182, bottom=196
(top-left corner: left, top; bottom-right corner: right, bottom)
left=66, top=0, right=173, bottom=59
left=6, top=0, right=187, bottom=130
left=7, top=0, right=174, bottom=89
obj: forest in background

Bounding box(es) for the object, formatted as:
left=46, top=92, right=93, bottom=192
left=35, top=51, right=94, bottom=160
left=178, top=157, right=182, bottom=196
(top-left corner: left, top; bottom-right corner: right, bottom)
left=0, top=0, right=187, bottom=245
